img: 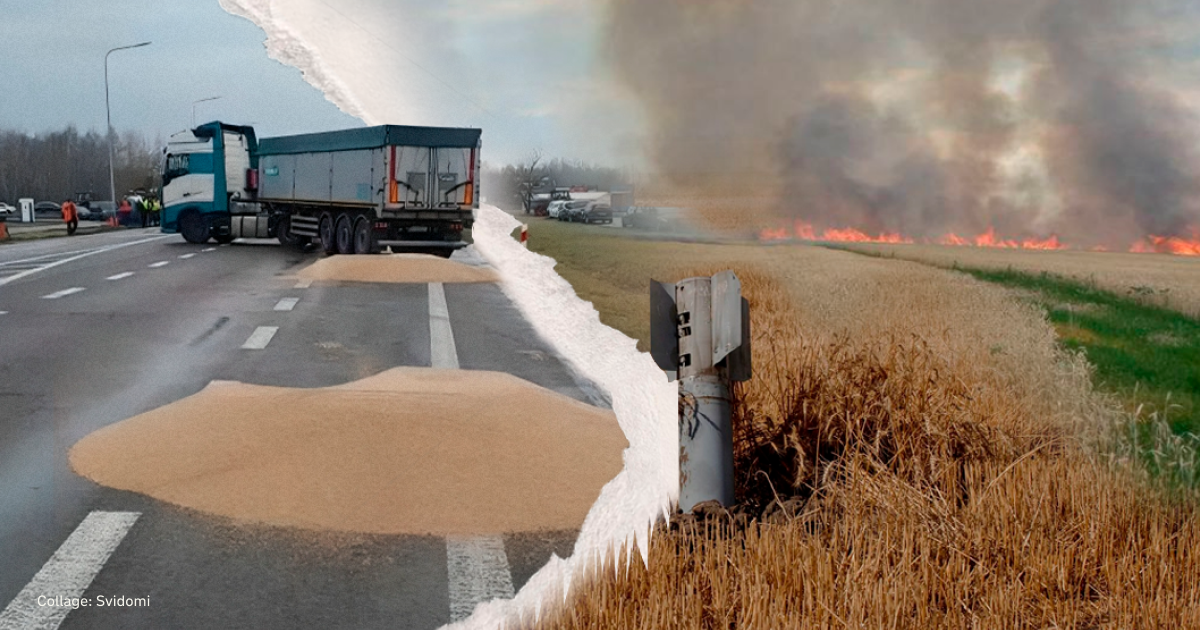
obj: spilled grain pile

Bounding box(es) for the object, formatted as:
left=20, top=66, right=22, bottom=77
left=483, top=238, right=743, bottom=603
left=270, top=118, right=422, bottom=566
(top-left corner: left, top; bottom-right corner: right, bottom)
left=516, top=246, right=1200, bottom=628
left=295, top=253, right=498, bottom=284
left=71, top=368, right=625, bottom=535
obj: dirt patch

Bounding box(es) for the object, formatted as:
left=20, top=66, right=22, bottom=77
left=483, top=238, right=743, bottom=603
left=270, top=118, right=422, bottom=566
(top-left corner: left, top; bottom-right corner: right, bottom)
left=70, top=368, right=625, bottom=535
left=294, top=254, right=498, bottom=284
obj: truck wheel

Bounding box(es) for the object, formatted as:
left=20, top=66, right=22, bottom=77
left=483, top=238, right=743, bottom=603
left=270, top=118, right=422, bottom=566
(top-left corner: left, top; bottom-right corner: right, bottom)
left=335, top=214, right=354, bottom=254
left=352, top=216, right=379, bottom=254
left=318, top=212, right=337, bottom=255
left=276, top=215, right=302, bottom=248
left=179, top=210, right=210, bottom=244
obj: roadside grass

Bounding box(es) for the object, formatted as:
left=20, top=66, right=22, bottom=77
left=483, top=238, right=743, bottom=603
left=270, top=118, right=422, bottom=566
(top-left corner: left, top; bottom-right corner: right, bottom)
left=519, top=218, right=746, bottom=349
left=1, top=223, right=119, bottom=244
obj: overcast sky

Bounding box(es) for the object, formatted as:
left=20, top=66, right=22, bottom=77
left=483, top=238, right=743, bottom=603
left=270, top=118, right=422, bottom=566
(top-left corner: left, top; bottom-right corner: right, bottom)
left=0, top=0, right=639, bottom=166
left=0, top=0, right=365, bottom=142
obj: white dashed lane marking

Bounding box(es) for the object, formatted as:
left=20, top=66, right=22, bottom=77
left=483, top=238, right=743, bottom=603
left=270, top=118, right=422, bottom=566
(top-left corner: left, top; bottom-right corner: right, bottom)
left=446, top=535, right=515, bottom=623
left=179, top=253, right=196, bottom=259
left=147, top=261, right=169, bottom=268
left=294, top=279, right=313, bottom=289
left=241, top=326, right=279, bottom=350
left=0, top=235, right=170, bottom=287
left=106, top=272, right=134, bottom=281
left=201, top=248, right=216, bottom=253
left=0, top=511, right=140, bottom=630
left=40, top=288, right=85, bottom=300
left=274, top=298, right=299, bottom=312
left=0, top=311, right=7, bottom=316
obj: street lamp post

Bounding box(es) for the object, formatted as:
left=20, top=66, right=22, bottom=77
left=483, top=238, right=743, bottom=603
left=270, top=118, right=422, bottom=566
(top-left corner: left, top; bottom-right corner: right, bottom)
left=192, top=96, right=222, bottom=127
left=105, top=41, right=151, bottom=205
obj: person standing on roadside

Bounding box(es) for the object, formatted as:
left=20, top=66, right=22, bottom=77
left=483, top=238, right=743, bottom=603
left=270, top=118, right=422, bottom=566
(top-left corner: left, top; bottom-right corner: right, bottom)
left=61, top=198, right=78, bottom=235
left=117, top=198, right=132, bottom=227
left=138, top=197, right=149, bottom=228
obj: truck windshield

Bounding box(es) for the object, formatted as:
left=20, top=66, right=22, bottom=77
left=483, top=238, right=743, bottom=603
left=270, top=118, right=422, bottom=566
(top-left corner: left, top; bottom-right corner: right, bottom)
left=163, top=154, right=190, bottom=187
left=162, top=152, right=214, bottom=187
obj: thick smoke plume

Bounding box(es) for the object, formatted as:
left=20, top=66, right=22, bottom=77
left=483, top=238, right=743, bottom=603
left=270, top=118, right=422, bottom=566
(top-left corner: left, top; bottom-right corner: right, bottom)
left=604, top=0, right=1200, bottom=245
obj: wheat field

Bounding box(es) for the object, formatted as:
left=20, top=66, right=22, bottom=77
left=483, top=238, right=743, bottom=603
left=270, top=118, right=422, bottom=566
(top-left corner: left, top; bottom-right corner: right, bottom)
left=516, top=225, right=1200, bottom=629
left=837, top=242, right=1200, bottom=318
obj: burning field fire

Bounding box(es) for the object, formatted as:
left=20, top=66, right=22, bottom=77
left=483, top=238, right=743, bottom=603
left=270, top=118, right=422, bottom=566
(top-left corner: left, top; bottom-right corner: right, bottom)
left=759, top=221, right=1200, bottom=256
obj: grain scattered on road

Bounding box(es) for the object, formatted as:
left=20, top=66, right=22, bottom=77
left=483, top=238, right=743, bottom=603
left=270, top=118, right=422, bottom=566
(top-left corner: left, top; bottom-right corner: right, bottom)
left=295, top=253, right=498, bottom=284
left=70, top=367, right=625, bottom=535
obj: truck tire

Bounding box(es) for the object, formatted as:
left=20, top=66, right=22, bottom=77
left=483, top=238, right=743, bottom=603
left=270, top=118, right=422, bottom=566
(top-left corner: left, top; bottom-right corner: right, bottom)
left=179, top=209, right=210, bottom=244
left=276, top=214, right=303, bottom=248
left=352, top=216, right=379, bottom=254
left=335, top=214, right=354, bottom=255
left=318, top=212, right=337, bottom=255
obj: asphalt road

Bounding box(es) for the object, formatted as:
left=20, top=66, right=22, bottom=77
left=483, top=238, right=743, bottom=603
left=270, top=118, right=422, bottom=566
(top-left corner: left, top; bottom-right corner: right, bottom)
left=0, top=229, right=600, bottom=629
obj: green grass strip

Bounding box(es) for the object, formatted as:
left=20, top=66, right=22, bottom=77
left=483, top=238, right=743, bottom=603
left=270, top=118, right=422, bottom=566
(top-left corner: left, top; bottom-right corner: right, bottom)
left=962, top=267, right=1200, bottom=436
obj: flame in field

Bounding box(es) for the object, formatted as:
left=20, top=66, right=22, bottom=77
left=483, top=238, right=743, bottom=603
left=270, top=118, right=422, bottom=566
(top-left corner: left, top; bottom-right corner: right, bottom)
left=759, top=222, right=1200, bottom=256
left=1129, top=229, right=1200, bottom=256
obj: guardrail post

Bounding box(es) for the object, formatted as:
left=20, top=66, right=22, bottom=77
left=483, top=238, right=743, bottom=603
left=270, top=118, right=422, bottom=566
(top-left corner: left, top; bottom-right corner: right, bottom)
left=651, top=271, right=751, bottom=512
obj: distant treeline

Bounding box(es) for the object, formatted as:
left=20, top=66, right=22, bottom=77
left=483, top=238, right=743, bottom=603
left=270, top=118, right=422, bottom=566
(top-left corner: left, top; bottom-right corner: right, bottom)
left=481, top=156, right=630, bottom=212
left=0, top=126, right=162, bottom=205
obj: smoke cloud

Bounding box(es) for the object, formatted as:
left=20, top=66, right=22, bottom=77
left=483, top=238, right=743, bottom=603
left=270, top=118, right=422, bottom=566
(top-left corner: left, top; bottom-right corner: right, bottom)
left=603, top=0, right=1200, bottom=245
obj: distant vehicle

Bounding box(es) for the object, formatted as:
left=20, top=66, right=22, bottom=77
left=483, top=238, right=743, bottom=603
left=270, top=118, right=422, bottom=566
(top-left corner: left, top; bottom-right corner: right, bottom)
left=560, top=200, right=589, bottom=222
left=622, top=206, right=668, bottom=231
left=34, top=201, right=61, bottom=213
left=0, top=202, right=15, bottom=215
left=546, top=200, right=569, bottom=219
left=582, top=202, right=613, bottom=225
left=82, top=201, right=116, bottom=220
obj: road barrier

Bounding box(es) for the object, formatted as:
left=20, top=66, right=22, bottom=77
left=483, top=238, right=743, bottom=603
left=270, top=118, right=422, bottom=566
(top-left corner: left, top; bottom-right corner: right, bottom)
left=0, top=216, right=7, bottom=241
left=651, top=271, right=751, bottom=512
left=520, top=224, right=528, bottom=247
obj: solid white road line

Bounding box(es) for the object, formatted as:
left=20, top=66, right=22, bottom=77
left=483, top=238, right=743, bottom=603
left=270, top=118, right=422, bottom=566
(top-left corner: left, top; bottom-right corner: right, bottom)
left=201, top=248, right=216, bottom=253
left=0, top=511, right=140, bottom=630
left=428, top=282, right=459, bottom=369
left=274, top=297, right=299, bottom=312
left=294, top=279, right=313, bottom=289
left=446, top=535, right=515, bottom=623
left=40, top=288, right=85, bottom=300
left=241, top=326, right=279, bottom=350
left=147, top=261, right=169, bottom=268
left=0, top=236, right=171, bottom=287
left=178, top=253, right=196, bottom=259
left=105, top=272, right=134, bottom=281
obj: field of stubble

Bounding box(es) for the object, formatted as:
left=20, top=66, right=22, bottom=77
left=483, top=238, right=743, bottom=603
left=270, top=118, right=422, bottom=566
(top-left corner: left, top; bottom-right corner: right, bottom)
left=512, top=218, right=1200, bottom=629
left=843, top=242, right=1200, bottom=318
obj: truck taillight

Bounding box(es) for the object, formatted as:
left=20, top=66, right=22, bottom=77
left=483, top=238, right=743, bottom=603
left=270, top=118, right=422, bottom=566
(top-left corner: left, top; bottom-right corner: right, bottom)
left=246, top=168, right=258, bottom=191
left=451, top=222, right=463, bottom=232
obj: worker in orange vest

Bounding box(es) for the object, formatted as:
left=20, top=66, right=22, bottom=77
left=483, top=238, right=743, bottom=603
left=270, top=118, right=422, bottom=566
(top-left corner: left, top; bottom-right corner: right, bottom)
left=61, top=199, right=78, bottom=236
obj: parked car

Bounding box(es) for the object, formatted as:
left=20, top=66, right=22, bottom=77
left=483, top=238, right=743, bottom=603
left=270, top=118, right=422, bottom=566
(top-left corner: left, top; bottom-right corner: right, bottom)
left=84, top=201, right=116, bottom=221
left=582, top=203, right=613, bottom=224
left=561, top=200, right=589, bottom=222
left=0, top=202, right=15, bottom=215
left=546, top=200, right=569, bottom=219
left=622, top=206, right=670, bottom=231
left=34, top=201, right=61, bottom=217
